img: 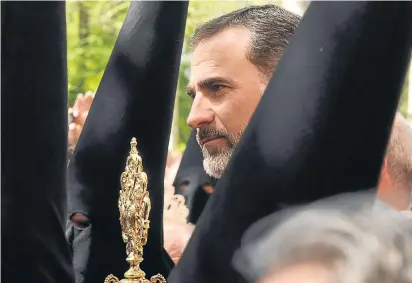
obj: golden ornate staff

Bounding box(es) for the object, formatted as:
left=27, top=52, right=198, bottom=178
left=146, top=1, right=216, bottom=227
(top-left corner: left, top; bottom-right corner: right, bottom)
left=105, top=138, right=166, bottom=283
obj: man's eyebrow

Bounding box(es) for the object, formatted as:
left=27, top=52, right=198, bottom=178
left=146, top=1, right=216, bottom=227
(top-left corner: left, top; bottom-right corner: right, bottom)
left=186, top=85, right=196, bottom=98
left=186, top=77, right=236, bottom=98
left=198, top=77, right=235, bottom=88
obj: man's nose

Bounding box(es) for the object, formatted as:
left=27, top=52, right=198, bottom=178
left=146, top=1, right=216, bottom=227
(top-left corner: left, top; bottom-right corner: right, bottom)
left=187, top=96, right=214, bottom=128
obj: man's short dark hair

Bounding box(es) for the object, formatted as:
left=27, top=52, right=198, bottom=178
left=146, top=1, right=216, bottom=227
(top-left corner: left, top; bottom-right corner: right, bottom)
left=189, top=5, right=301, bottom=80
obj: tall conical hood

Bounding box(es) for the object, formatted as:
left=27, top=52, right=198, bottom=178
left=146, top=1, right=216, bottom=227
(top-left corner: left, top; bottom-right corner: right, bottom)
left=2, top=2, right=74, bottom=283
left=67, top=2, right=188, bottom=282
left=174, top=129, right=216, bottom=223
left=168, top=2, right=412, bottom=283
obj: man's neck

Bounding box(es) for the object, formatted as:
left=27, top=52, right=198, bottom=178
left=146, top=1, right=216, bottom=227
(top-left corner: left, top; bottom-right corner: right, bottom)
left=377, top=185, right=411, bottom=211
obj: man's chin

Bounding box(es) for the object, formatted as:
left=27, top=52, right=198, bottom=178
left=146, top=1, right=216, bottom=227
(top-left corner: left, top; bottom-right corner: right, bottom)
left=203, top=162, right=224, bottom=179
left=202, top=150, right=233, bottom=179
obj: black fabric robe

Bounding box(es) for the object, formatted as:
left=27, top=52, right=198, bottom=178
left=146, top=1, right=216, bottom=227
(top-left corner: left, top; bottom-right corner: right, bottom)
left=2, top=2, right=74, bottom=283
left=168, top=2, right=412, bottom=283
left=65, top=2, right=188, bottom=283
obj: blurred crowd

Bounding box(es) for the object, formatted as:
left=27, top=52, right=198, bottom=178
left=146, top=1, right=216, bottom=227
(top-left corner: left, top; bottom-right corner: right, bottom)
left=68, top=91, right=94, bottom=160
left=233, top=192, right=412, bottom=283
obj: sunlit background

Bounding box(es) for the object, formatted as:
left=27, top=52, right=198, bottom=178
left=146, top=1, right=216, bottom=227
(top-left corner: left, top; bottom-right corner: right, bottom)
left=66, top=1, right=411, bottom=151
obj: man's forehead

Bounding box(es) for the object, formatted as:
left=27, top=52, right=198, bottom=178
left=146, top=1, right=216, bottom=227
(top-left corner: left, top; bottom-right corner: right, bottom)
left=189, top=27, right=251, bottom=86
left=191, top=27, right=250, bottom=66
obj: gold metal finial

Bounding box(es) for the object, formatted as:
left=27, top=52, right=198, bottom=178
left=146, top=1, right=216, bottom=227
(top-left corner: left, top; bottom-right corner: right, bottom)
left=105, top=138, right=166, bottom=283
left=130, top=137, right=137, bottom=150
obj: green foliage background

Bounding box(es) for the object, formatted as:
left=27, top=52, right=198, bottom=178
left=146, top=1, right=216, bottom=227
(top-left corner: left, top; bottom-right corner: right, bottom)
left=67, top=1, right=410, bottom=151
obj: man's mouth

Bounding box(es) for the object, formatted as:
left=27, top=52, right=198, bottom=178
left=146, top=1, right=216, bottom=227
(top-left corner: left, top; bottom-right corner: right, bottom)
left=199, top=136, right=223, bottom=147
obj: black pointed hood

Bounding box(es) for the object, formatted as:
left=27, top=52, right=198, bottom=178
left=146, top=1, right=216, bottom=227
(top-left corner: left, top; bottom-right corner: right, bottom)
left=173, top=129, right=216, bottom=223
left=2, top=2, right=74, bottom=283
left=168, top=2, right=412, bottom=283
left=67, top=2, right=188, bottom=282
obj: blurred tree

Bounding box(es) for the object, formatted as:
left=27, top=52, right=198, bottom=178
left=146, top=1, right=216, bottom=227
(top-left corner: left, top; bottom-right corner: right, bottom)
left=67, top=1, right=129, bottom=105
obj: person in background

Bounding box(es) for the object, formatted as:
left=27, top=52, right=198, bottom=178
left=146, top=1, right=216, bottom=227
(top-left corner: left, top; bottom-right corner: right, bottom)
left=68, top=123, right=82, bottom=150
left=68, top=91, right=95, bottom=149
left=233, top=193, right=412, bottom=283
left=377, top=112, right=412, bottom=211
left=67, top=91, right=95, bottom=164
left=164, top=150, right=194, bottom=264
left=165, top=150, right=183, bottom=186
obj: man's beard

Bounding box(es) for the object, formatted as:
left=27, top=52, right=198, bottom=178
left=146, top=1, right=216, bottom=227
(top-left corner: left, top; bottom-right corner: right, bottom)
left=196, top=127, right=244, bottom=179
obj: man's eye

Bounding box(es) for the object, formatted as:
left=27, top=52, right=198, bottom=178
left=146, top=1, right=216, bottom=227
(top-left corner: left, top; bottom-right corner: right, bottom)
left=212, top=85, right=225, bottom=92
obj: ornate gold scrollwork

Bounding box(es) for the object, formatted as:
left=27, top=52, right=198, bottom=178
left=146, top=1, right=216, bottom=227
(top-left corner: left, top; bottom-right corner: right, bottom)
left=105, top=138, right=166, bottom=283
left=163, top=182, right=189, bottom=224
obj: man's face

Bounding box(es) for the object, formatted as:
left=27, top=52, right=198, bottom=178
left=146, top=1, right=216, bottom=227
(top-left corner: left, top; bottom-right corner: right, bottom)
left=187, top=27, right=267, bottom=178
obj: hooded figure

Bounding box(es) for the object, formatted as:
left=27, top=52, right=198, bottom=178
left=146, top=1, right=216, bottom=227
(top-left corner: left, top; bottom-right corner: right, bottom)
left=2, top=2, right=74, bottom=283
left=66, top=2, right=188, bottom=283
left=168, top=2, right=412, bottom=283
left=174, top=129, right=217, bottom=224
